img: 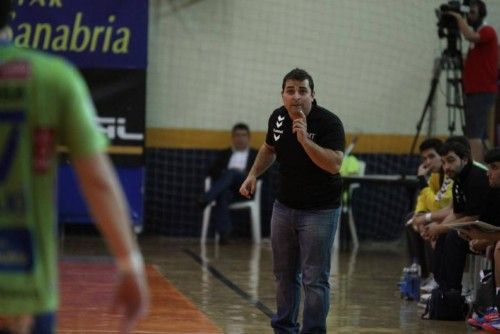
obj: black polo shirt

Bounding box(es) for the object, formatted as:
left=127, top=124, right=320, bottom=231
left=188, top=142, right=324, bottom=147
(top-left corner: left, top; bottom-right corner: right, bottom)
left=479, top=187, right=500, bottom=226
left=452, top=162, right=490, bottom=216
left=265, top=104, right=345, bottom=210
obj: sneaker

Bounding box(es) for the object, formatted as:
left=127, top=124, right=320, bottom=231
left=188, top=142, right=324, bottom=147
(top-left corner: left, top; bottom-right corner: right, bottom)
left=467, top=307, right=500, bottom=330
left=481, top=318, right=500, bottom=334
left=468, top=312, right=487, bottom=329
left=420, top=278, right=438, bottom=293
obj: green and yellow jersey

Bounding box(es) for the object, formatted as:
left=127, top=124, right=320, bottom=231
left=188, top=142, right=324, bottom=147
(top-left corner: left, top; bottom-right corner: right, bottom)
left=0, top=44, right=107, bottom=314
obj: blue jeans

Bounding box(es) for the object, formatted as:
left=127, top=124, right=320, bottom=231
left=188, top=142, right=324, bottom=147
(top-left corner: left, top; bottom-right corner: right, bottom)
left=270, top=200, right=340, bottom=334
left=204, top=169, right=246, bottom=236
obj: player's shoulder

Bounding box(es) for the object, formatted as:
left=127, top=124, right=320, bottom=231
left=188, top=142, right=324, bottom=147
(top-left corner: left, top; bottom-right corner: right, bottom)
left=481, top=24, right=496, bottom=32
left=479, top=24, right=497, bottom=38
left=269, top=106, right=287, bottom=120
left=13, top=47, right=79, bottom=79
left=312, top=104, right=342, bottom=124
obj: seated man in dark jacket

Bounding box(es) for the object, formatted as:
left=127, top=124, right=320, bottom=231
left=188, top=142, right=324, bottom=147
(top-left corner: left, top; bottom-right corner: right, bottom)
left=200, top=123, right=257, bottom=244
left=419, top=140, right=490, bottom=292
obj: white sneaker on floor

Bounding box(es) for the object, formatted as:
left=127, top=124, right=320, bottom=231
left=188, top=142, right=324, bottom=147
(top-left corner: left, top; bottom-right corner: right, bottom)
left=417, top=293, right=432, bottom=309
left=420, top=278, right=438, bottom=293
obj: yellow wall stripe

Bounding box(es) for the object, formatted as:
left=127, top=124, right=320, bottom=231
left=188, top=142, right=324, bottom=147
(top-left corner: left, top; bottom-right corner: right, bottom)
left=58, top=145, right=143, bottom=155
left=146, top=128, right=431, bottom=154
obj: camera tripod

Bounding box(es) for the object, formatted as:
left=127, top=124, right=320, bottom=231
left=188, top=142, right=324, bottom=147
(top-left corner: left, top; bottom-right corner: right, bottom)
left=409, top=45, right=466, bottom=156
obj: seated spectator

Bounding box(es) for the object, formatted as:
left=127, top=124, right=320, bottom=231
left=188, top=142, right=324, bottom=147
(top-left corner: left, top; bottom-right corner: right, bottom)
left=198, top=123, right=257, bottom=244
left=417, top=140, right=490, bottom=297
left=407, top=138, right=453, bottom=290
left=456, top=147, right=500, bottom=330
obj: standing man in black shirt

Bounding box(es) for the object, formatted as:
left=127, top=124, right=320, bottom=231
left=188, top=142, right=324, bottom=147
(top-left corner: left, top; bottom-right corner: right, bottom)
left=240, top=68, right=345, bottom=333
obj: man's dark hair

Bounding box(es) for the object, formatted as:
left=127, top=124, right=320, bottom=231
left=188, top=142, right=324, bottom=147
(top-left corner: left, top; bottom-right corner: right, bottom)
left=485, top=147, right=500, bottom=164
left=445, top=136, right=471, bottom=150
left=232, top=122, right=250, bottom=134
left=419, top=138, right=443, bottom=154
left=281, top=68, right=314, bottom=93
left=0, top=0, right=12, bottom=29
left=440, top=141, right=471, bottom=161
left=470, top=0, right=487, bottom=19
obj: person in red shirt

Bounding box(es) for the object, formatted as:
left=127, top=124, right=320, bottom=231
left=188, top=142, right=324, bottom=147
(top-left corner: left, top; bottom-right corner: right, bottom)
left=447, top=0, right=498, bottom=162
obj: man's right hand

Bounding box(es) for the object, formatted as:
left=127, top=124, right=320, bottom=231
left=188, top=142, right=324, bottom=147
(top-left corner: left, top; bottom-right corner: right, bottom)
left=421, top=222, right=446, bottom=241
left=469, top=239, right=494, bottom=254
left=417, top=162, right=429, bottom=177
left=113, top=255, right=150, bottom=333
left=239, top=175, right=256, bottom=198
left=412, top=213, right=427, bottom=227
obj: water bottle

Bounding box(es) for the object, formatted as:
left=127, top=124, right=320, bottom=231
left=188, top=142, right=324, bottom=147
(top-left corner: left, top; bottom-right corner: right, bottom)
left=409, top=259, right=421, bottom=301
left=410, top=258, right=422, bottom=277
left=399, top=267, right=410, bottom=299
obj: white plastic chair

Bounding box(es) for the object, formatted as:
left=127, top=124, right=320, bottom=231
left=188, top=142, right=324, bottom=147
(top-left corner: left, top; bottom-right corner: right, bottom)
left=341, top=160, right=366, bottom=249
left=200, top=177, right=263, bottom=244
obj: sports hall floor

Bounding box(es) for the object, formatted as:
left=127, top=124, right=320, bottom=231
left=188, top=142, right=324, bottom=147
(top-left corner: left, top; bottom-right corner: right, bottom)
left=58, top=235, right=479, bottom=334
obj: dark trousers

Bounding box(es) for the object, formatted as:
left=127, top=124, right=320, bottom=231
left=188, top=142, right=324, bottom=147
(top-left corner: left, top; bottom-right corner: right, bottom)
left=406, top=224, right=434, bottom=279
left=434, top=229, right=472, bottom=291
left=203, top=169, right=246, bottom=236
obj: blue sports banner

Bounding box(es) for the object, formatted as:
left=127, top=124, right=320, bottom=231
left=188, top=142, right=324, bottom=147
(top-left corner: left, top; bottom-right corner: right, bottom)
left=9, top=0, right=148, bottom=69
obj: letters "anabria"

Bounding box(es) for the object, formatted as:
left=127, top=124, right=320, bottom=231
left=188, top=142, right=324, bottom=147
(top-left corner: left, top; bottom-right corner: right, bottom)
left=13, top=12, right=131, bottom=54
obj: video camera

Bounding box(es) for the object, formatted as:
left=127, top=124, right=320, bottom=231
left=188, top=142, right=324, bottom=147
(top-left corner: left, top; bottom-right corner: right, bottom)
left=435, top=0, right=470, bottom=39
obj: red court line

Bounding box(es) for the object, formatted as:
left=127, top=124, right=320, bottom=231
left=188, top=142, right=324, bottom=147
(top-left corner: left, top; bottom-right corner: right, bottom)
left=58, top=260, right=222, bottom=333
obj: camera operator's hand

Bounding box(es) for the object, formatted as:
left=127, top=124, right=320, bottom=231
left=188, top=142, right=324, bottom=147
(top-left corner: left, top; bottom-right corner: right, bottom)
left=444, top=10, right=480, bottom=43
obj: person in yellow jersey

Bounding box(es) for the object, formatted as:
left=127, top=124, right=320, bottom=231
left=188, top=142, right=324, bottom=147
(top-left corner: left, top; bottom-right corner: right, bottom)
left=0, top=1, right=149, bottom=333
left=406, top=138, right=453, bottom=293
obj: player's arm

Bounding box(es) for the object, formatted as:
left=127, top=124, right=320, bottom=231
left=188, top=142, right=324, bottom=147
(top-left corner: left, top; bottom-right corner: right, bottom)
left=441, top=211, right=469, bottom=224
left=413, top=204, right=452, bottom=226
left=293, top=110, right=343, bottom=174
left=240, top=143, right=275, bottom=198
left=431, top=205, right=453, bottom=223
left=248, top=143, right=276, bottom=178
left=427, top=212, right=472, bottom=236
left=301, top=140, right=343, bottom=175
left=72, top=152, right=149, bottom=333
left=446, top=214, right=480, bottom=224
left=461, top=227, right=500, bottom=242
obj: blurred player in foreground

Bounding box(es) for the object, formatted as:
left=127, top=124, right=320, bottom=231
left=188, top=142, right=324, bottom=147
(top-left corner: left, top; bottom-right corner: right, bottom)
left=0, top=0, right=149, bottom=332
